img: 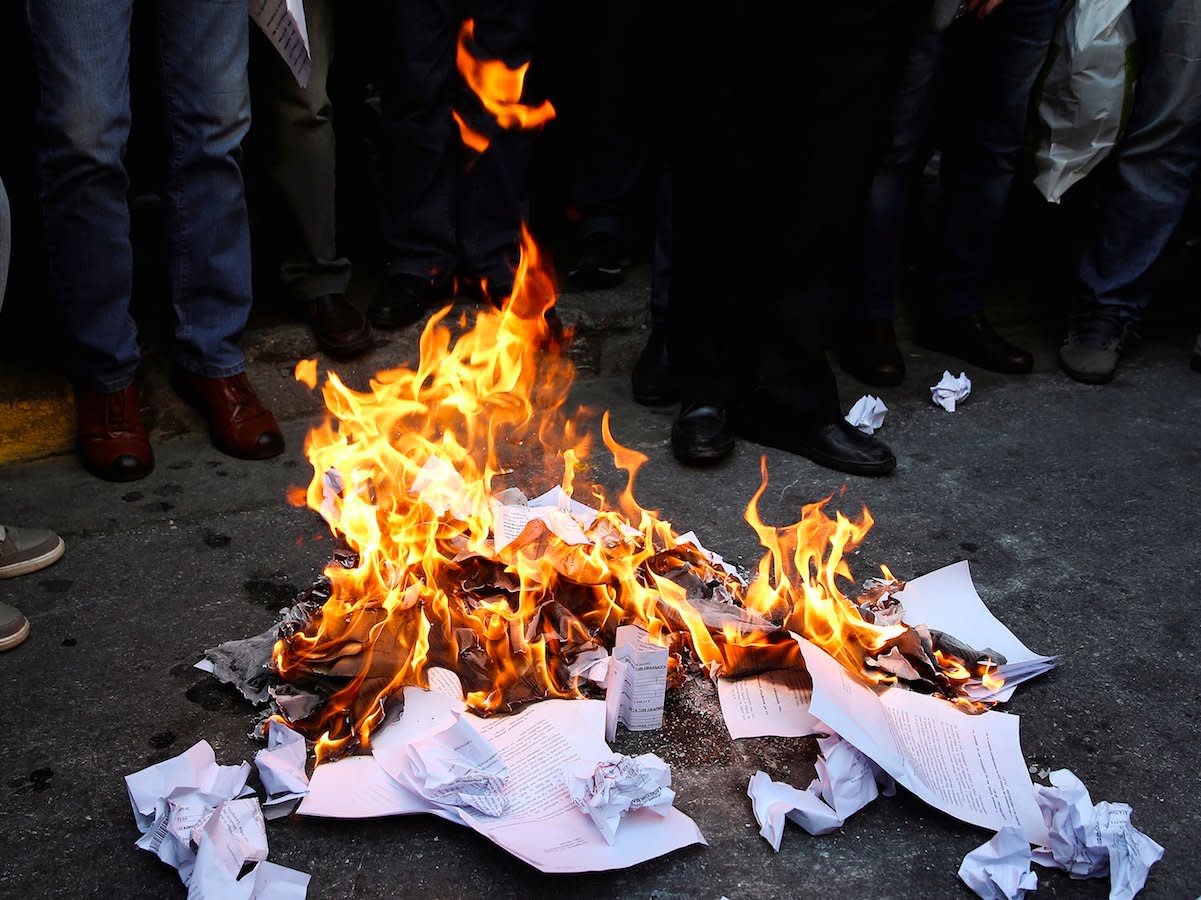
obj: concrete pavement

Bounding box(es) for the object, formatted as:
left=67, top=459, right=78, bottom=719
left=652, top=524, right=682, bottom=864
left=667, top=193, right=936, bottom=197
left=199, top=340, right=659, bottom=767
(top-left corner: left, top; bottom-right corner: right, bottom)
left=1, top=268, right=1199, bottom=898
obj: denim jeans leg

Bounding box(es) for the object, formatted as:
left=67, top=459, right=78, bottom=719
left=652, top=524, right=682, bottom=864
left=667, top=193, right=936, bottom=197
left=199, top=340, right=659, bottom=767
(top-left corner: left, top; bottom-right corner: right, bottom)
left=855, top=28, right=945, bottom=322
left=935, top=0, right=1060, bottom=316
left=25, top=0, right=139, bottom=393
left=1078, top=0, right=1201, bottom=321
left=157, top=0, right=254, bottom=379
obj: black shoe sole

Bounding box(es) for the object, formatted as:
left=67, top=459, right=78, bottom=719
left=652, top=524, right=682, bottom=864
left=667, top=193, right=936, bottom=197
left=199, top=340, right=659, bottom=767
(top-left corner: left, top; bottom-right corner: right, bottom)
left=314, top=330, right=375, bottom=360
left=568, top=268, right=623, bottom=291
left=632, top=384, right=679, bottom=407
left=1058, top=361, right=1115, bottom=385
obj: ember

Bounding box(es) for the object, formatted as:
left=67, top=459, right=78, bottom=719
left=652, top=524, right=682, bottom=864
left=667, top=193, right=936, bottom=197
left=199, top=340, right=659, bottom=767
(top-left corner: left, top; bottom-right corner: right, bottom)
left=265, top=228, right=1007, bottom=763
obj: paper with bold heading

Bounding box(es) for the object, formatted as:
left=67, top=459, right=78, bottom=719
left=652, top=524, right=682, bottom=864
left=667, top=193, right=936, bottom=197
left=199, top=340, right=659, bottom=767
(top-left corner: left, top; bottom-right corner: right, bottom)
left=1031, top=769, right=1163, bottom=899
left=959, top=826, right=1038, bottom=900
left=249, top=0, right=311, bottom=88
left=931, top=370, right=972, bottom=412
left=845, top=394, right=889, bottom=435
left=716, top=668, right=823, bottom=739
left=605, top=625, right=669, bottom=741
left=566, top=753, right=675, bottom=845
left=896, top=561, right=1058, bottom=702
left=798, top=637, right=1050, bottom=845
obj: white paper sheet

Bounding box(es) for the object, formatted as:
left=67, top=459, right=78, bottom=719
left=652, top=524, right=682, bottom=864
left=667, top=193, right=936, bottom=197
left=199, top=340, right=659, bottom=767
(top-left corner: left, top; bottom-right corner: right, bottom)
left=605, top=625, right=668, bottom=741
left=298, top=754, right=452, bottom=821
left=747, top=770, right=843, bottom=850
left=405, top=716, right=509, bottom=816
left=959, top=826, right=1038, bottom=900
left=799, top=637, right=1050, bottom=845
left=249, top=0, right=311, bottom=88
left=716, top=669, right=823, bottom=739
left=1031, top=769, right=1163, bottom=899
left=931, top=370, right=972, bottom=412
left=845, top=395, right=888, bottom=435
left=255, top=720, right=309, bottom=812
left=410, top=455, right=475, bottom=521
left=457, top=700, right=705, bottom=872
left=896, top=561, right=1058, bottom=701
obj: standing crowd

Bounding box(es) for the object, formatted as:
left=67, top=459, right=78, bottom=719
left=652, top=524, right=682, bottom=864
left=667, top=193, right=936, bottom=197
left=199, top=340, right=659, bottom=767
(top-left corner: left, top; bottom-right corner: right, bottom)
left=2, top=1, right=1199, bottom=647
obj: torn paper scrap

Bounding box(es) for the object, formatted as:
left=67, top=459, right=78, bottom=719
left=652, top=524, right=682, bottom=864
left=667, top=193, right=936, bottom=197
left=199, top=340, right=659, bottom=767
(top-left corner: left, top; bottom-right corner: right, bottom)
left=896, top=561, right=1058, bottom=702
left=255, top=720, right=309, bottom=815
left=529, top=485, right=600, bottom=529
left=126, top=740, right=251, bottom=835
left=931, top=370, right=971, bottom=412
left=747, top=771, right=842, bottom=850
left=249, top=0, right=311, bottom=88
left=1031, top=769, right=1163, bottom=899
left=716, top=668, right=822, bottom=739
left=811, top=732, right=894, bottom=820
left=798, top=636, right=1050, bottom=845
left=845, top=394, right=888, bottom=435
left=406, top=716, right=508, bottom=817
left=605, top=625, right=668, bottom=741
left=490, top=487, right=531, bottom=552
left=187, top=798, right=311, bottom=899
left=959, top=826, right=1038, bottom=900
left=675, top=531, right=743, bottom=581
left=567, top=753, right=674, bottom=845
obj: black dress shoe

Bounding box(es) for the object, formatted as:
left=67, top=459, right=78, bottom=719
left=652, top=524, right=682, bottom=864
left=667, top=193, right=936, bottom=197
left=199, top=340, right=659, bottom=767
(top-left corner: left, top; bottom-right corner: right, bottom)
left=632, top=329, right=677, bottom=405
left=368, top=273, right=455, bottom=329
left=309, top=294, right=372, bottom=359
left=913, top=310, right=1033, bottom=374
left=671, top=401, right=734, bottom=464
left=836, top=319, right=905, bottom=386
left=733, top=412, right=896, bottom=477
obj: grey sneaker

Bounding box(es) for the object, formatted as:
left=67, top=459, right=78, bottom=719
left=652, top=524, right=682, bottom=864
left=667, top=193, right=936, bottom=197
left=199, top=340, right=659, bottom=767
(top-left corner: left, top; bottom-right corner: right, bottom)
left=1058, top=312, right=1132, bottom=384
left=0, top=602, right=30, bottom=651
left=0, top=525, right=65, bottom=579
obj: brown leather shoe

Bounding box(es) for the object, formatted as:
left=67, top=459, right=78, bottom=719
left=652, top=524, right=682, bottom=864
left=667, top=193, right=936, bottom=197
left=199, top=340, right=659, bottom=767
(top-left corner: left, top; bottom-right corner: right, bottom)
left=75, top=382, right=154, bottom=482
left=175, top=370, right=285, bottom=460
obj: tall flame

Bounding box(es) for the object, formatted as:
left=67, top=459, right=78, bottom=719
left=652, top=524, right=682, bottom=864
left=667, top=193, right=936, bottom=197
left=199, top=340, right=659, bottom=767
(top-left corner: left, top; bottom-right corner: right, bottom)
left=275, top=230, right=984, bottom=760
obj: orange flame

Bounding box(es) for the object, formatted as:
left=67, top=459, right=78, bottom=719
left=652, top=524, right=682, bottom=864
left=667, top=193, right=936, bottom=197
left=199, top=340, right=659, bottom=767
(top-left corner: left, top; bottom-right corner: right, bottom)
left=454, top=19, right=555, bottom=153
left=274, top=229, right=989, bottom=760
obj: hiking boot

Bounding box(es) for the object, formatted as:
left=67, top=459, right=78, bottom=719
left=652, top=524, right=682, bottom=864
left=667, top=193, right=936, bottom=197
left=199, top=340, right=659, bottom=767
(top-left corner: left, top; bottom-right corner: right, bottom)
left=1058, top=311, right=1132, bottom=384
left=0, top=602, right=30, bottom=651
left=0, top=525, right=65, bottom=579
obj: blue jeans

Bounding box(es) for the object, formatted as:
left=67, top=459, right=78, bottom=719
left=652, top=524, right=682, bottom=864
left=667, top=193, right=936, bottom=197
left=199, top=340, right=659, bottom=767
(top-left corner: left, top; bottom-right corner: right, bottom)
left=25, top=0, right=254, bottom=392
left=1078, top=0, right=1201, bottom=321
left=855, top=0, right=1061, bottom=320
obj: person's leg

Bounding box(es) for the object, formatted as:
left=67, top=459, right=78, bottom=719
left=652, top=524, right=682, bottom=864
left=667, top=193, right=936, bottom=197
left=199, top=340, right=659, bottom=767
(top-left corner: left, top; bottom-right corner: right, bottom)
left=632, top=167, right=675, bottom=405
left=248, top=0, right=369, bottom=358
left=158, top=0, right=283, bottom=459
left=458, top=0, right=539, bottom=300
left=839, top=26, right=944, bottom=386
left=24, top=0, right=139, bottom=393
left=919, top=0, right=1060, bottom=373
left=370, top=0, right=458, bottom=327
left=0, top=176, right=9, bottom=310
left=25, top=0, right=153, bottom=482
left=1063, top=0, right=1201, bottom=382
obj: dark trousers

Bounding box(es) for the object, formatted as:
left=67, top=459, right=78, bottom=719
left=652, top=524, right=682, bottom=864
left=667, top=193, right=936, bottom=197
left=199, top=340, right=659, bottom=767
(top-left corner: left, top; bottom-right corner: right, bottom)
left=25, top=0, right=253, bottom=392
left=248, top=0, right=351, bottom=305
left=379, top=0, right=537, bottom=289
left=668, top=3, right=916, bottom=421
left=854, top=0, right=1061, bottom=321
left=1077, top=0, right=1201, bottom=321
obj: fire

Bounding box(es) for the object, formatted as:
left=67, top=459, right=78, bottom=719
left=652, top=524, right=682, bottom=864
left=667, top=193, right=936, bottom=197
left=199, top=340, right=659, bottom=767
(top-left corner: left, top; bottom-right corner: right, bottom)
left=273, top=230, right=992, bottom=759
left=454, top=19, right=556, bottom=153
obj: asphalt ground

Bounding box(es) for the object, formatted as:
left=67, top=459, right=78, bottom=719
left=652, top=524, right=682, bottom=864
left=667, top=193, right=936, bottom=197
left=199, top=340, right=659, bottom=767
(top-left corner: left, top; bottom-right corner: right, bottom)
left=1, top=268, right=1200, bottom=898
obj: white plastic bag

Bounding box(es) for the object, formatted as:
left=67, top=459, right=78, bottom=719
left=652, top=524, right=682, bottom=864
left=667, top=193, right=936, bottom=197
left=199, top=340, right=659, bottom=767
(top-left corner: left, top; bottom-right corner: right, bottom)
left=1033, top=0, right=1137, bottom=203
